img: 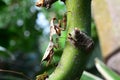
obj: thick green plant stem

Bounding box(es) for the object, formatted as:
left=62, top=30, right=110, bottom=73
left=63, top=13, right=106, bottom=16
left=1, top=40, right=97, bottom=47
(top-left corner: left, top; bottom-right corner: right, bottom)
left=67, top=0, right=91, bottom=35
left=48, top=0, right=91, bottom=80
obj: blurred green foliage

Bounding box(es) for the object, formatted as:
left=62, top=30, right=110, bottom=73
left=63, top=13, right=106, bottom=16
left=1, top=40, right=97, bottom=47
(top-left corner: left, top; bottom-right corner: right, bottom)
left=0, top=0, right=42, bottom=79
left=0, top=0, right=67, bottom=79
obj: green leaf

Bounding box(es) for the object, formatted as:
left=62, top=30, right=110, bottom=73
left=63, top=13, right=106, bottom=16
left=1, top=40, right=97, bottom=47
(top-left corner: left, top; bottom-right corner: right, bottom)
left=86, top=42, right=102, bottom=69
left=80, top=71, right=102, bottom=80
left=95, top=58, right=120, bottom=80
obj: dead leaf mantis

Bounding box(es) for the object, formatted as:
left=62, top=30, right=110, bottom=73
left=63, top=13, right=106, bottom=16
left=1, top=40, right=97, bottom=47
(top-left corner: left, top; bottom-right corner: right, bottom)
left=41, top=14, right=68, bottom=66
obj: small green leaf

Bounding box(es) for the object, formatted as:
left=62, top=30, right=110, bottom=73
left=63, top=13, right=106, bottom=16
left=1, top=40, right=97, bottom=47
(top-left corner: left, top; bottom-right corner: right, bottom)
left=80, top=71, right=102, bottom=80
left=95, top=58, right=120, bottom=80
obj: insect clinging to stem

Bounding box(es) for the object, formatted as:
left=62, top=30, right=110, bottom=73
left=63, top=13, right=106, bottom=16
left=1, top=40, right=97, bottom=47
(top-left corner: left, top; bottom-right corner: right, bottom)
left=41, top=11, right=72, bottom=66
left=49, top=17, right=61, bottom=41
left=41, top=16, right=65, bottom=66
left=41, top=41, right=57, bottom=66
left=36, top=0, right=57, bottom=9
left=60, top=11, right=72, bottom=31
left=68, top=28, right=94, bottom=52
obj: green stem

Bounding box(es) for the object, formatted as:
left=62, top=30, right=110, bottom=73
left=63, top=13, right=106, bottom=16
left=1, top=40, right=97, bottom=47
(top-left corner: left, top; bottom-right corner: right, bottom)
left=67, top=0, right=91, bottom=35
left=48, top=0, right=91, bottom=80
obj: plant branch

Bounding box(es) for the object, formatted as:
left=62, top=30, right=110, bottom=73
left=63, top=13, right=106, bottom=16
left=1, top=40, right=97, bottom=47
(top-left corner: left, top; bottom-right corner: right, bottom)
left=0, top=69, right=31, bottom=80
left=47, top=0, right=92, bottom=80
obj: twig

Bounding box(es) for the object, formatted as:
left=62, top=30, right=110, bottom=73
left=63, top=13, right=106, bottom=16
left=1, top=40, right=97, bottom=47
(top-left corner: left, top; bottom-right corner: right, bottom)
left=0, top=69, right=32, bottom=80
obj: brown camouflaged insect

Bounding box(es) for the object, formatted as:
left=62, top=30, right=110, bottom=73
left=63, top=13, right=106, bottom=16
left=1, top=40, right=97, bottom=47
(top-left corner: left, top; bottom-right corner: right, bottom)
left=41, top=18, right=61, bottom=66
left=41, top=14, right=69, bottom=66
left=41, top=41, right=55, bottom=66
left=36, top=0, right=56, bottom=9
left=68, top=28, right=94, bottom=52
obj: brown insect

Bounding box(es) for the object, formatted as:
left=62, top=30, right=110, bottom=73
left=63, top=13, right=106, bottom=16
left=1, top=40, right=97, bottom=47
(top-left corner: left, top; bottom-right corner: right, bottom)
left=36, top=0, right=56, bottom=9
left=41, top=13, right=70, bottom=66
left=61, top=12, right=67, bottom=31
left=60, top=11, right=72, bottom=31
left=68, top=28, right=94, bottom=52
left=50, top=11, right=71, bottom=34
left=50, top=18, right=61, bottom=41
left=41, top=41, right=57, bottom=66
left=41, top=18, right=61, bottom=66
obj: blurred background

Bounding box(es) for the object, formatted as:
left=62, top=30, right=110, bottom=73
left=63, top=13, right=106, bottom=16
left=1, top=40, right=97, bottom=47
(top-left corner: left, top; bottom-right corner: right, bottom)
left=0, top=0, right=70, bottom=79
